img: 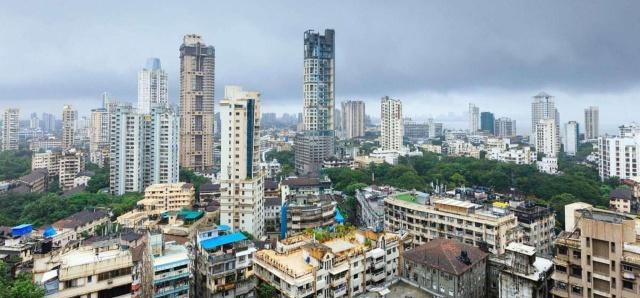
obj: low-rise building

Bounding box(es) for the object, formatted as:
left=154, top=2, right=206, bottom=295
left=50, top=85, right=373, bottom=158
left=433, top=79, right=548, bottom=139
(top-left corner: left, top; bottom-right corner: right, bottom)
left=254, top=229, right=404, bottom=298
left=32, top=150, right=61, bottom=176
left=355, top=186, right=395, bottom=232
left=609, top=187, right=635, bottom=214
left=487, top=242, right=553, bottom=298
left=385, top=193, right=521, bottom=254
left=142, top=232, right=190, bottom=298
left=15, top=169, right=49, bottom=193
left=264, top=196, right=282, bottom=239
left=52, top=209, right=110, bottom=237
left=282, top=194, right=337, bottom=238
left=199, top=183, right=221, bottom=203
left=401, top=238, right=488, bottom=298
left=510, top=200, right=556, bottom=256
left=419, top=144, right=442, bottom=154
left=537, top=157, right=558, bottom=174
left=137, top=183, right=195, bottom=216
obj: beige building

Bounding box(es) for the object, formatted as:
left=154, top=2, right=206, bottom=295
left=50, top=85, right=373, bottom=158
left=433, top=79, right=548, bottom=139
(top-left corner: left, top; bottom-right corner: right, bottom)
left=59, top=148, right=84, bottom=191
left=341, top=100, right=365, bottom=139
left=138, top=182, right=195, bottom=215
left=2, top=108, right=19, bottom=151
left=380, top=96, right=403, bottom=151
left=34, top=243, right=133, bottom=298
left=62, top=105, right=76, bottom=149
left=385, top=193, right=521, bottom=254
left=550, top=203, right=640, bottom=298
left=179, top=34, right=215, bottom=172
left=89, top=107, right=110, bottom=167
left=32, top=150, right=61, bottom=176
left=254, top=229, right=404, bottom=298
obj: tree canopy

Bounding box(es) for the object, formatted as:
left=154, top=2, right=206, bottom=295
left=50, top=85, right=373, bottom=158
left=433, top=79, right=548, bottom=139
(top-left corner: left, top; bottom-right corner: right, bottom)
left=0, top=260, right=44, bottom=298
left=0, top=150, right=31, bottom=181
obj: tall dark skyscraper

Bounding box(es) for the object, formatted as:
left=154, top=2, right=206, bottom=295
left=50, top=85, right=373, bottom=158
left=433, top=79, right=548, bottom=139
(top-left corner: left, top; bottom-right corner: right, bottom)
left=179, top=34, right=215, bottom=172
left=481, top=111, right=495, bottom=134
left=295, top=29, right=335, bottom=176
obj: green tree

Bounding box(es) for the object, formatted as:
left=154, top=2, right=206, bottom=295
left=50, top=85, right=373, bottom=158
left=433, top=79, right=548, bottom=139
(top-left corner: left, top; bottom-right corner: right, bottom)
left=179, top=168, right=211, bottom=200
left=0, top=261, right=45, bottom=298
left=0, top=151, right=31, bottom=180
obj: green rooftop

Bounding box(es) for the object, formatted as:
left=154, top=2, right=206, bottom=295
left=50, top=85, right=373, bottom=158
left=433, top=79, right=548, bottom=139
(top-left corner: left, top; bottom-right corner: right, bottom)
left=396, top=193, right=417, bottom=203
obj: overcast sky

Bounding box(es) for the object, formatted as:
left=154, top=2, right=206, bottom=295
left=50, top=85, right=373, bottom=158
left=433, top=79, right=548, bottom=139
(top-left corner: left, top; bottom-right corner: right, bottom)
left=1, top=1, right=639, bottom=133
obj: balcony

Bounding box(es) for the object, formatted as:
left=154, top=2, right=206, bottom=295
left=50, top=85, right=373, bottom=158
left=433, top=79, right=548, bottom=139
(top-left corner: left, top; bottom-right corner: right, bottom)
left=154, top=271, right=190, bottom=284
left=235, top=279, right=257, bottom=296
left=155, top=284, right=189, bottom=297
left=551, top=271, right=568, bottom=283
left=371, top=271, right=386, bottom=282
left=549, top=286, right=568, bottom=298
left=332, top=285, right=347, bottom=297
left=331, top=275, right=347, bottom=287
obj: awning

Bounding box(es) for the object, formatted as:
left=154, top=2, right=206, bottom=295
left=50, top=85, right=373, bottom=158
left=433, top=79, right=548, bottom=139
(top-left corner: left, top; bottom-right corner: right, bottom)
left=41, top=269, right=58, bottom=283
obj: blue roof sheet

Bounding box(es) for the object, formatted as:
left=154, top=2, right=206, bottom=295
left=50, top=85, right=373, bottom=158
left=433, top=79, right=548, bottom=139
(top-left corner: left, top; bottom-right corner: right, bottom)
left=43, top=226, right=57, bottom=238
left=199, top=232, right=246, bottom=250
left=335, top=209, right=345, bottom=223
left=218, top=225, right=230, bottom=231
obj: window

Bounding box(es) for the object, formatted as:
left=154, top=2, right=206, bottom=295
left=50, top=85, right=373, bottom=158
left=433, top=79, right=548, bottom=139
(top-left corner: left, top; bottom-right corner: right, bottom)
left=87, top=276, right=92, bottom=283
left=612, top=242, right=616, bottom=253
left=623, top=280, right=634, bottom=290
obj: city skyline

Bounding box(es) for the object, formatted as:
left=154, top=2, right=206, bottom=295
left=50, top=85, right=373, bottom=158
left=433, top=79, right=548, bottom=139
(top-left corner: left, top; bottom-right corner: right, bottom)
left=1, top=1, right=638, bottom=133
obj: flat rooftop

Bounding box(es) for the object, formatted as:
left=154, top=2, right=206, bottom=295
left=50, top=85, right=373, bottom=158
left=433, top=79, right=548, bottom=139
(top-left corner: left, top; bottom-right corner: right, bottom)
left=61, top=248, right=127, bottom=267
left=324, top=239, right=356, bottom=254
left=153, top=244, right=189, bottom=268
left=435, top=198, right=481, bottom=209
left=257, top=249, right=313, bottom=277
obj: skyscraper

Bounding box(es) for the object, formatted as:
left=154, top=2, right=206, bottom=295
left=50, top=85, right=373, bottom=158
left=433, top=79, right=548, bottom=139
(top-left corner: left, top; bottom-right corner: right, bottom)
left=564, top=121, right=579, bottom=156
left=480, top=112, right=495, bottom=134
left=219, top=86, right=264, bottom=237
left=62, top=105, right=76, bottom=149
left=30, top=113, right=39, bottom=130
left=468, top=103, right=479, bottom=133
left=584, top=106, right=599, bottom=140
left=531, top=92, right=560, bottom=150
left=494, top=117, right=517, bottom=138
left=535, top=118, right=559, bottom=157
left=295, top=29, right=335, bottom=176
left=138, top=58, right=168, bottom=114
left=2, top=108, right=19, bottom=151
left=143, top=105, right=180, bottom=188
left=90, top=107, right=110, bottom=167
left=110, top=104, right=143, bottom=195
left=380, top=96, right=403, bottom=151
left=41, top=113, right=56, bottom=133
left=341, top=100, right=365, bottom=139
left=179, top=34, right=215, bottom=173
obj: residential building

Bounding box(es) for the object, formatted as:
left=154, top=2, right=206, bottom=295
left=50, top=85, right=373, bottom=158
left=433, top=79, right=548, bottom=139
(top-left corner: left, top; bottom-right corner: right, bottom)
left=219, top=86, right=264, bottom=237
left=385, top=193, right=521, bottom=254
left=137, top=183, right=195, bottom=216
left=61, top=105, right=76, bottom=149
left=531, top=92, right=560, bottom=150
left=380, top=96, right=403, bottom=151
left=29, top=137, right=62, bottom=152
left=469, top=103, right=480, bottom=133
left=137, top=58, right=168, bottom=114
left=597, top=136, right=640, bottom=181
left=282, top=193, right=337, bottom=238
left=34, top=242, right=133, bottom=298
left=264, top=196, right=282, bottom=239
left=59, top=148, right=84, bottom=191
left=254, top=229, right=403, bottom=298
left=584, top=106, right=599, bottom=140
left=609, top=187, right=634, bottom=214
left=295, top=29, right=336, bottom=176
left=51, top=209, right=110, bottom=236
left=89, top=107, right=110, bottom=167
left=428, top=118, right=444, bottom=138
left=550, top=203, right=640, bottom=298
left=32, top=150, right=61, bottom=176
left=535, top=118, right=559, bottom=157
left=510, top=201, right=556, bottom=256
left=402, top=238, right=488, bottom=298
left=480, top=112, right=495, bottom=134
left=341, top=100, right=365, bottom=139
left=2, top=108, right=19, bottom=151
left=619, top=122, right=640, bottom=138
left=279, top=176, right=332, bottom=200
left=193, top=227, right=257, bottom=298
left=30, top=112, right=39, bottom=130
left=142, top=105, right=180, bottom=187
left=487, top=243, right=553, bottom=298
left=537, top=157, right=558, bottom=174
left=142, top=232, right=190, bottom=298
left=564, top=121, right=579, bottom=156
left=15, top=169, right=48, bottom=193
left=486, top=146, right=535, bottom=165
left=494, top=117, right=517, bottom=138
left=403, top=118, right=429, bottom=140
left=179, top=34, right=215, bottom=172
left=42, top=112, right=56, bottom=133
left=355, top=186, right=394, bottom=232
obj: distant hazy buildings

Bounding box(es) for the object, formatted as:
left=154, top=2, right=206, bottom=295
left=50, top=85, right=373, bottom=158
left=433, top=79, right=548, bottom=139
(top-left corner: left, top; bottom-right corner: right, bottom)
left=341, top=100, right=365, bottom=139
left=584, top=106, right=599, bottom=140
left=137, top=58, right=168, bottom=114
left=494, top=117, right=516, bottom=138
left=469, top=103, right=479, bottom=133
left=29, top=113, right=39, bottom=130
left=564, top=121, right=579, bottom=156
left=41, top=112, right=56, bottom=133
left=480, top=111, right=495, bottom=134
left=295, top=29, right=335, bottom=176
left=380, top=96, right=403, bottom=151
left=2, top=108, right=19, bottom=151
left=179, top=34, right=215, bottom=173
left=531, top=92, right=560, bottom=155
left=89, top=108, right=110, bottom=166
left=404, top=118, right=429, bottom=140
left=61, top=105, right=76, bottom=149
left=219, top=86, right=264, bottom=238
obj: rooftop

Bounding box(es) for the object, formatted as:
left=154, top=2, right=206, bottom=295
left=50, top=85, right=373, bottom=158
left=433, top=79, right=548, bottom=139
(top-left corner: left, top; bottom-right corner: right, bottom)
left=256, top=248, right=313, bottom=277
left=61, top=247, right=129, bottom=268
left=506, top=242, right=536, bottom=256
left=610, top=187, right=633, bottom=200
left=403, top=238, right=488, bottom=276
left=52, top=209, right=109, bottom=230
left=153, top=244, right=189, bottom=269
left=578, top=209, right=634, bottom=224
left=199, top=232, right=247, bottom=250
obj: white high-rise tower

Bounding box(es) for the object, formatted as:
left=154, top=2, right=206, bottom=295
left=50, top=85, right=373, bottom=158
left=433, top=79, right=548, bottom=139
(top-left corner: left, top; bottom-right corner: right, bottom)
left=138, top=58, right=168, bottom=114
left=380, top=96, right=403, bottom=151
left=468, top=103, right=479, bottom=133
left=584, top=106, right=599, bottom=140
left=531, top=92, right=560, bottom=154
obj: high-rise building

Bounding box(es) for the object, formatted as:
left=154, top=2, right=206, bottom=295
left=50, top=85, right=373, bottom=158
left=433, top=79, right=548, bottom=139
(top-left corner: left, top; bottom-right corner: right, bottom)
left=535, top=118, right=559, bottom=157
left=295, top=29, right=335, bottom=176
left=61, top=105, right=76, bottom=149
left=29, top=112, right=39, bottom=130
left=404, top=118, right=429, bottom=140
left=341, top=100, right=365, bottom=139
left=2, top=108, right=19, bottom=151
left=531, top=92, right=560, bottom=148
left=179, top=34, right=215, bottom=173
left=469, top=103, right=479, bottom=133
left=619, top=123, right=640, bottom=138
left=219, top=86, right=264, bottom=237
left=380, top=96, right=403, bottom=151
left=59, top=148, right=85, bottom=190
left=109, top=104, right=179, bottom=195
left=41, top=112, right=56, bottom=133
left=584, top=106, right=599, bottom=140
left=137, top=58, right=168, bottom=114
left=480, top=111, right=495, bottom=134
left=598, top=136, right=640, bottom=181
left=564, top=121, right=579, bottom=156
left=89, top=108, right=110, bottom=166
left=494, top=117, right=516, bottom=138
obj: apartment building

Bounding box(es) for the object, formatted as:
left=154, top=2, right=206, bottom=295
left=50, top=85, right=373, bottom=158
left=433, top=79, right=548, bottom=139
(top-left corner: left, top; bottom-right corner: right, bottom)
left=535, top=118, right=560, bottom=157
left=585, top=106, right=599, bottom=140
left=2, top=108, right=19, bottom=151
left=137, top=182, right=195, bottom=216
left=142, top=233, right=190, bottom=298
left=282, top=193, right=337, bottom=238
left=52, top=209, right=110, bottom=237
left=253, top=229, right=403, bottom=298
left=61, top=105, right=76, bottom=149
left=58, top=148, right=85, bottom=191
left=32, top=150, right=61, bottom=176
left=341, top=100, right=365, bottom=139
left=355, top=186, right=395, bottom=232
left=385, top=193, right=521, bottom=254
left=597, top=136, right=640, bottom=181
left=34, top=242, right=133, bottom=298
left=380, top=96, right=403, bottom=151
left=494, top=117, right=517, bottom=138
left=550, top=203, right=640, bottom=298
left=15, top=169, right=49, bottom=193
left=90, top=107, right=110, bottom=167
left=193, top=227, right=257, bottom=298
left=486, top=146, right=535, bottom=165
left=510, top=200, right=556, bottom=256
left=487, top=242, right=553, bottom=298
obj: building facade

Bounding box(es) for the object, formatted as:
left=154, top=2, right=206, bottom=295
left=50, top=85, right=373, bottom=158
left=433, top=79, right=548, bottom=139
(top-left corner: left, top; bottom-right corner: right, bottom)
left=584, top=106, right=599, bottom=140
left=494, top=117, right=516, bottom=138
left=89, top=108, right=110, bottom=167
left=531, top=92, right=559, bottom=149
left=597, top=136, right=640, bottom=181
left=510, top=201, right=556, bottom=256
left=59, top=148, right=84, bottom=191
left=564, top=121, right=579, bottom=156
left=480, top=111, right=495, bottom=134
left=2, top=108, right=19, bottom=151
left=469, top=103, right=480, bottom=133
left=62, top=105, right=76, bottom=149
left=219, top=86, right=264, bottom=238
left=380, top=96, right=403, bottom=151
left=487, top=242, right=553, bottom=298
left=137, top=58, right=168, bottom=114
left=179, top=34, right=215, bottom=173
left=340, top=100, right=365, bottom=139
left=142, top=233, right=190, bottom=298
left=535, top=118, right=559, bottom=157
left=138, top=182, right=195, bottom=215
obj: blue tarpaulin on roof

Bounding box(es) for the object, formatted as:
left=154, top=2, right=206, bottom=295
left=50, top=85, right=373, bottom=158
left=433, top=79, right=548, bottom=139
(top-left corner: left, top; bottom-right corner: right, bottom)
left=43, top=226, right=56, bottom=238
left=218, top=225, right=230, bottom=231
left=335, top=208, right=345, bottom=224
left=199, top=232, right=246, bottom=250
left=11, top=224, right=32, bottom=237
